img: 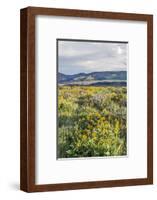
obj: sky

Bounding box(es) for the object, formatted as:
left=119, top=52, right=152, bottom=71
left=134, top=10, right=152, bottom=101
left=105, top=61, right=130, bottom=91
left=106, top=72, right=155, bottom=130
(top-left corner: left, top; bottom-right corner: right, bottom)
left=58, top=40, right=128, bottom=75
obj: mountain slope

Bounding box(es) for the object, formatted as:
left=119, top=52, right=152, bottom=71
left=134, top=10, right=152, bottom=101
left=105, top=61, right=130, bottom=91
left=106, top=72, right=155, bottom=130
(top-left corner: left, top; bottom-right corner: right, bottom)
left=58, top=71, right=127, bottom=85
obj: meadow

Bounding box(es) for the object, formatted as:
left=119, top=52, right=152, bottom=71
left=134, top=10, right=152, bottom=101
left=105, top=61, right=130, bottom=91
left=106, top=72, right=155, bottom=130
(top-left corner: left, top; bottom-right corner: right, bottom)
left=57, top=86, right=127, bottom=158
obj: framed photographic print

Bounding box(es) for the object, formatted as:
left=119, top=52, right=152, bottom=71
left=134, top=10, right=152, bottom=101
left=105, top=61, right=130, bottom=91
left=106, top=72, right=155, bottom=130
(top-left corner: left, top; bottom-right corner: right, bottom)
left=20, top=7, right=153, bottom=192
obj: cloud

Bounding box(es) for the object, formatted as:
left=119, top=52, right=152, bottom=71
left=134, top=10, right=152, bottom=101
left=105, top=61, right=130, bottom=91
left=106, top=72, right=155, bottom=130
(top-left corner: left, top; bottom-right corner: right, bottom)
left=58, top=40, right=128, bottom=75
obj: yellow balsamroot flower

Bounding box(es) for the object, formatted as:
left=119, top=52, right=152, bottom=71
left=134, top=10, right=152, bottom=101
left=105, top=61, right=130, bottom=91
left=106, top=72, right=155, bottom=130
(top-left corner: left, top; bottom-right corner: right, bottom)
left=92, top=132, right=97, bottom=138
left=82, top=134, right=87, bottom=140
left=76, top=141, right=81, bottom=147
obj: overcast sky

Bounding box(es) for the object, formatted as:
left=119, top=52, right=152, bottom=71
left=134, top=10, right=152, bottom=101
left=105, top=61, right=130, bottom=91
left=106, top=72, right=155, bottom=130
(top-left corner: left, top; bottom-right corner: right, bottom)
left=58, top=40, right=128, bottom=75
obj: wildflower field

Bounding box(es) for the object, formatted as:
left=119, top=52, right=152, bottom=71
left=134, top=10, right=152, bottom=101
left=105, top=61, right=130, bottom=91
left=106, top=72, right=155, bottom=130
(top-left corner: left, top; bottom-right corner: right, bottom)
left=57, top=86, right=127, bottom=158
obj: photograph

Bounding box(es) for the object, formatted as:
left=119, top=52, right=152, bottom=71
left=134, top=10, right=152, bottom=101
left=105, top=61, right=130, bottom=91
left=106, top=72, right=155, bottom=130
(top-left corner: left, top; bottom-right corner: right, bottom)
left=20, top=7, right=153, bottom=192
left=57, top=39, right=128, bottom=159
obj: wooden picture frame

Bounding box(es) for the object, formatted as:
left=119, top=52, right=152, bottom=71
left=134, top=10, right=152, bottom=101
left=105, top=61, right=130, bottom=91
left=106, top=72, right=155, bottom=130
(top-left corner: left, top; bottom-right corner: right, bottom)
left=20, top=6, right=153, bottom=192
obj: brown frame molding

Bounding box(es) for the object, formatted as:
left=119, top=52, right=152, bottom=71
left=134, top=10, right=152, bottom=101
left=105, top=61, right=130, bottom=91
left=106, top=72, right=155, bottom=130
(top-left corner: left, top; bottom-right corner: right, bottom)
left=20, top=6, right=153, bottom=192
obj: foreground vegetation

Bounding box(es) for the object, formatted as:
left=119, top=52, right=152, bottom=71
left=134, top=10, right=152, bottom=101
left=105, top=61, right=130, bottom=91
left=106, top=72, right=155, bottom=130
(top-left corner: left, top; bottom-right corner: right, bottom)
left=58, top=86, right=127, bottom=158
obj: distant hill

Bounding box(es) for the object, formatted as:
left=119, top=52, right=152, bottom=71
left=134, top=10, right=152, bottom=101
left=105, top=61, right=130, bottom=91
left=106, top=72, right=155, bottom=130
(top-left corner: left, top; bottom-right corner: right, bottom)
left=58, top=71, right=127, bottom=86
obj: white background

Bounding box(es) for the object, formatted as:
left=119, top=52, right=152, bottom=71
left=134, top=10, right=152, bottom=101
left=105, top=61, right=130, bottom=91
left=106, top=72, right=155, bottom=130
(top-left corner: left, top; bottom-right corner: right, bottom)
left=0, top=0, right=156, bottom=199
left=36, top=16, right=147, bottom=184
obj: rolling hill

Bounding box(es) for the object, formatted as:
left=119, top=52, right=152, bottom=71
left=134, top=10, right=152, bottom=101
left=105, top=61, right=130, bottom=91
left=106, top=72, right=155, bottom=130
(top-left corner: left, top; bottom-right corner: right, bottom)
left=58, top=71, right=127, bottom=86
